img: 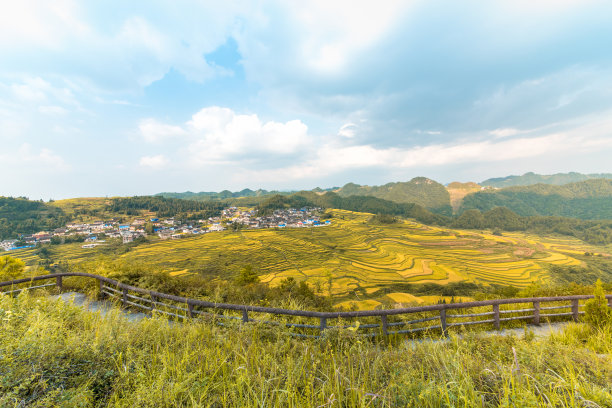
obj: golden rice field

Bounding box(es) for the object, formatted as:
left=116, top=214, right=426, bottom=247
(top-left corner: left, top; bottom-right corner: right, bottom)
left=8, top=209, right=605, bottom=307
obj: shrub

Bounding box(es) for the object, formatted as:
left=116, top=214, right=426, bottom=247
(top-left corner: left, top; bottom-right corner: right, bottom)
left=0, top=255, right=25, bottom=281
left=583, top=279, right=612, bottom=328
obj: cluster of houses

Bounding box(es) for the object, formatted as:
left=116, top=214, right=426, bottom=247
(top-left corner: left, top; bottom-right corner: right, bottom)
left=226, top=207, right=330, bottom=229
left=1, top=207, right=331, bottom=251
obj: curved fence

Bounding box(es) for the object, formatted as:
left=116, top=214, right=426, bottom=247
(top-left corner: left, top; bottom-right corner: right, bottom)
left=2, top=272, right=611, bottom=339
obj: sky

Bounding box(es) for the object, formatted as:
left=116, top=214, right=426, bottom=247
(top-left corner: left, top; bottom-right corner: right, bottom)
left=1, top=0, right=612, bottom=199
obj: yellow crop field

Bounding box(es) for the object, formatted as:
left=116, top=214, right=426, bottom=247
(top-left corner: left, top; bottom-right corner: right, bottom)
left=8, top=208, right=607, bottom=307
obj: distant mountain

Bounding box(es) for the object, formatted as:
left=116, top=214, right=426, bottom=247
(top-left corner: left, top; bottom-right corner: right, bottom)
left=481, top=172, right=612, bottom=188
left=157, top=189, right=296, bottom=201
left=460, top=179, right=612, bottom=220
left=446, top=182, right=482, bottom=212
left=334, top=177, right=452, bottom=215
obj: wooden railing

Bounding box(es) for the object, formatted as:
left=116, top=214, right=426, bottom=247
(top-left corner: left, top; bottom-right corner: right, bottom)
left=2, top=272, right=611, bottom=338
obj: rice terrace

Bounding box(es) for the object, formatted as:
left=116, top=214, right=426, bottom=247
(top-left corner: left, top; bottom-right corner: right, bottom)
left=9, top=208, right=601, bottom=309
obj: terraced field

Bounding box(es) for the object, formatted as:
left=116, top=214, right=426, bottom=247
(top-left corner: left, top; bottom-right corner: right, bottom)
left=9, top=209, right=607, bottom=307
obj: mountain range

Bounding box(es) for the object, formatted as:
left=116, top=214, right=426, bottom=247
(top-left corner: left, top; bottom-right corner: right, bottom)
left=480, top=172, right=612, bottom=188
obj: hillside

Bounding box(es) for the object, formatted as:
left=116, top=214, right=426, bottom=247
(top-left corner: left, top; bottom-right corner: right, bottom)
left=446, top=182, right=482, bottom=212
left=481, top=171, right=612, bottom=188
left=0, top=197, right=68, bottom=240
left=335, top=177, right=452, bottom=215
left=460, top=179, right=612, bottom=220
left=1, top=293, right=611, bottom=406
left=10, top=209, right=612, bottom=309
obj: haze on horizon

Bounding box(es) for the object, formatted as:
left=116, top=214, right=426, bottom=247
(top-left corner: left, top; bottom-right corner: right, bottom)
left=1, top=1, right=612, bottom=200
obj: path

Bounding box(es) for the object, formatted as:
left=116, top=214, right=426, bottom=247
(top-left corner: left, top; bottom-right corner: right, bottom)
left=52, top=291, right=572, bottom=339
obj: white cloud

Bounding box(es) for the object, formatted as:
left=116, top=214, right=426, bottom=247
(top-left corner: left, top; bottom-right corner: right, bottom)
left=141, top=106, right=310, bottom=164
left=338, top=123, right=357, bottom=138
left=489, top=128, right=521, bottom=138
left=139, top=155, right=168, bottom=169
left=38, top=105, right=68, bottom=115
left=139, top=119, right=187, bottom=143
left=0, top=143, right=70, bottom=171
left=237, top=115, right=612, bottom=183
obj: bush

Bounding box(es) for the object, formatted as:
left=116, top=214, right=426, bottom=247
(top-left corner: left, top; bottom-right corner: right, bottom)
left=0, top=255, right=25, bottom=281
left=583, top=279, right=612, bottom=328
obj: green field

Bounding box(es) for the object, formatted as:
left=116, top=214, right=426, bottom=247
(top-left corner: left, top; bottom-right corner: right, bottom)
left=10, top=209, right=609, bottom=308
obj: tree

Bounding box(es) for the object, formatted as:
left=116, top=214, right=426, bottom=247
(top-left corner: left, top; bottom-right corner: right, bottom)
left=584, top=279, right=612, bottom=328
left=0, top=255, right=26, bottom=280
left=234, top=265, right=259, bottom=285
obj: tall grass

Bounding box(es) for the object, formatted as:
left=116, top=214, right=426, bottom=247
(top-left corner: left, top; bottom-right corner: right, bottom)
left=0, top=292, right=611, bottom=407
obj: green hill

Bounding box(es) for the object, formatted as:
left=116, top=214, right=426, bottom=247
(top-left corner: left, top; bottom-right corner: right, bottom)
left=335, top=177, right=452, bottom=215
left=0, top=197, right=68, bottom=240
left=460, top=179, right=612, bottom=220
left=481, top=171, right=612, bottom=188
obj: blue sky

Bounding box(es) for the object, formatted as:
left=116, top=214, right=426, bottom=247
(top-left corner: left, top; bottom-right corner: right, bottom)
left=2, top=1, right=612, bottom=199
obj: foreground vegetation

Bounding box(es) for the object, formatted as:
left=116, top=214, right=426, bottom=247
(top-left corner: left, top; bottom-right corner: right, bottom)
left=0, top=291, right=610, bottom=407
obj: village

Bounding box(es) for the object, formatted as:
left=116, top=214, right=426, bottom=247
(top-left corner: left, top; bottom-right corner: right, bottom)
left=0, top=207, right=331, bottom=251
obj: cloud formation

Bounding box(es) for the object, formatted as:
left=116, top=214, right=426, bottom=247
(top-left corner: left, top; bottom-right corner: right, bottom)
left=140, top=107, right=310, bottom=165
left=1, top=1, right=612, bottom=197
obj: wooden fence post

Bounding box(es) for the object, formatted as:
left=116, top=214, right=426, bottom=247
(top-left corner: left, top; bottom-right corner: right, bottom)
left=242, top=308, right=249, bottom=323
left=533, top=301, right=540, bottom=325
left=187, top=303, right=194, bottom=318
left=381, top=315, right=388, bottom=336
left=98, top=279, right=105, bottom=299
left=439, top=309, right=448, bottom=337
left=56, top=275, right=62, bottom=292
left=572, top=299, right=579, bottom=322
left=493, top=304, right=500, bottom=330
left=607, top=296, right=612, bottom=310
left=319, top=317, right=327, bottom=334
left=150, top=294, right=156, bottom=312
left=122, top=288, right=128, bottom=306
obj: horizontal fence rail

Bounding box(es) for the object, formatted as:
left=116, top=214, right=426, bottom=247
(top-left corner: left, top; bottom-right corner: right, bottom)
left=2, top=272, right=611, bottom=339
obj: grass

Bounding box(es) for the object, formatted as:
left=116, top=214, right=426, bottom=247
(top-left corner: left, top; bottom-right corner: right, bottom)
left=0, top=291, right=611, bottom=407
left=9, top=209, right=610, bottom=308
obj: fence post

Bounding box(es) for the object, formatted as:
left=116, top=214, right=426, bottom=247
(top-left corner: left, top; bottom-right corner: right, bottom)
left=319, top=317, right=327, bottom=335
left=533, top=301, right=540, bottom=325
left=572, top=299, right=579, bottom=322
left=122, top=288, right=128, bottom=306
left=607, top=296, right=612, bottom=310
left=242, top=308, right=249, bottom=323
left=187, top=303, right=194, bottom=318
left=493, top=304, right=500, bottom=330
left=150, top=294, right=156, bottom=312
left=98, top=279, right=105, bottom=299
left=439, top=309, right=448, bottom=337
left=381, top=315, right=388, bottom=336
left=56, top=275, right=62, bottom=292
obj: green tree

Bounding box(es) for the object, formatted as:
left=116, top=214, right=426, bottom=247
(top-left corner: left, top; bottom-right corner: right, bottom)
left=583, top=279, right=612, bottom=328
left=0, top=255, right=26, bottom=280
left=234, top=265, right=259, bottom=285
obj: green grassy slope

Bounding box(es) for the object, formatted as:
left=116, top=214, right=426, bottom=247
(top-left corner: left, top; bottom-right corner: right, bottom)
left=0, top=293, right=610, bottom=406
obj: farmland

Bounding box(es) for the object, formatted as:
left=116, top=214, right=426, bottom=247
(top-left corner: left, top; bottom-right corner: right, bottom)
left=9, top=209, right=608, bottom=308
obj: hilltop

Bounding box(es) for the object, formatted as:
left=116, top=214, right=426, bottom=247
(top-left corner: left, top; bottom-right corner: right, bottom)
left=334, top=177, right=452, bottom=215
left=446, top=182, right=482, bottom=212
left=481, top=171, right=612, bottom=188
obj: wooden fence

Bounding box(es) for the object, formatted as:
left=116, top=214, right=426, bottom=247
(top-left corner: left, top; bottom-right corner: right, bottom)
left=2, top=272, right=611, bottom=338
